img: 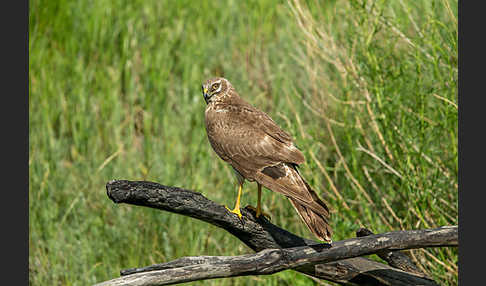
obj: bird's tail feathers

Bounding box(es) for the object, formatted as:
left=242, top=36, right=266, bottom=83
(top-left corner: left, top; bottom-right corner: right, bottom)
left=288, top=182, right=333, bottom=242
left=257, top=163, right=332, bottom=242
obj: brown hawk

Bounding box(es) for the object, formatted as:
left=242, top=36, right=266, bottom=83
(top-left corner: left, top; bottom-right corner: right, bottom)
left=202, top=77, right=332, bottom=242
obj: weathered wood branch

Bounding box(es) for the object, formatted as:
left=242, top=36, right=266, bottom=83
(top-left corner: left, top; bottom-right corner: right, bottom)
left=356, top=228, right=429, bottom=277
left=96, top=227, right=455, bottom=286
left=95, top=180, right=457, bottom=286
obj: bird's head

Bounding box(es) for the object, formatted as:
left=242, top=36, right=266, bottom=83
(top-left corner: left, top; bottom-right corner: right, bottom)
left=202, top=77, right=232, bottom=104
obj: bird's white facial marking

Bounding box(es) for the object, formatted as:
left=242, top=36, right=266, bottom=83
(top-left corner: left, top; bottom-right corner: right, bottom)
left=212, top=79, right=223, bottom=94
left=203, top=78, right=226, bottom=104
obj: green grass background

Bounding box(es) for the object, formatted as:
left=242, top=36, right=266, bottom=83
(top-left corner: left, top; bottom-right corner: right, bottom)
left=29, top=0, right=458, bottom=285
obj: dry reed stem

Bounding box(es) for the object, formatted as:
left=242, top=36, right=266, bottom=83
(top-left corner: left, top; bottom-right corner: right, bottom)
left=309, top=150, right=350, bottom=211
left=421, top=248, right=458, bottom=275
left=361, top=166, right=384, bottom=198
left=381, top=197, right=405, bottom=230
left=356, top=143, right=403, bottom=179
left=431, top=93, right=458, bottom=109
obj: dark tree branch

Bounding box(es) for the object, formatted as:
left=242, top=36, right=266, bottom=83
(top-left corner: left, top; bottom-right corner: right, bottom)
left=95, top=180, right=457, bottom=286
left=356, top=228, right=429, bottom=278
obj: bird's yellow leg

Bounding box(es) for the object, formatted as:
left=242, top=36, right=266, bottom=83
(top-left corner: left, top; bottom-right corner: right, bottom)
left=247, top=184, right=271, bottom=219
left=225, top=183, right=243, bottom=219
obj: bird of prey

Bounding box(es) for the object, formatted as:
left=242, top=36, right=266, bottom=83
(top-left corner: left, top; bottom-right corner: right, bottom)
left=202, top=77, right=332, bottom=242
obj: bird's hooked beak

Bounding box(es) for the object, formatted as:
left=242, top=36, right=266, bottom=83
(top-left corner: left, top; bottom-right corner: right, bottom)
left=202, top=85, right=210, bottom=104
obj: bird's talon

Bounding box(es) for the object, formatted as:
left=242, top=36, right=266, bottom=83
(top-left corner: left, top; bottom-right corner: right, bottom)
left=225, top=205, right=243, bottom=220
left=246, top=205, right=271, bottom=220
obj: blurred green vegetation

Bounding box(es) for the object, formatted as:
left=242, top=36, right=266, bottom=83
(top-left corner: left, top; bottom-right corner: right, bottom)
left=29, top=0, right=457, bottom=285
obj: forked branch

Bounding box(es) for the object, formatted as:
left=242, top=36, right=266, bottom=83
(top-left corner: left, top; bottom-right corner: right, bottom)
left=94, top=180, right=457, bottom=286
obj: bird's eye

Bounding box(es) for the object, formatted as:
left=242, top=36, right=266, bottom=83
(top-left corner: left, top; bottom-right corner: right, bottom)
left=212, top=84, right=219, bottom=91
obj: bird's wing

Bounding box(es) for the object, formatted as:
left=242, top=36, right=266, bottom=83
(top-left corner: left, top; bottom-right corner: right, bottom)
left=205, top=103, right=314, bottom=203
